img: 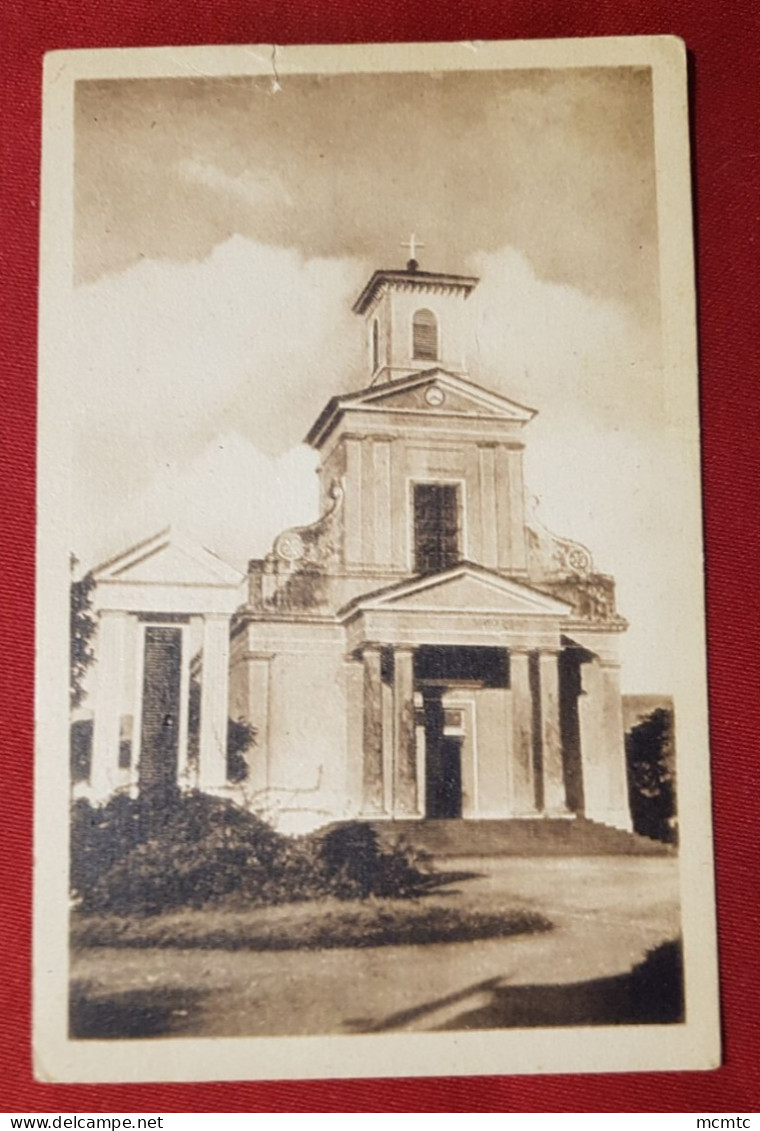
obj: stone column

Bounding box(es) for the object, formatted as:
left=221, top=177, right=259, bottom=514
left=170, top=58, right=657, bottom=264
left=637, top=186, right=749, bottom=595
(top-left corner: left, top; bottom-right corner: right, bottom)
left=478, top=444, right=498, bottom=568
left=578, top=656, right=605, bottom=819
left=242, top=651, right=273, bottom=794
left=373, top=439, right=393, bottom=566
left=496, top=445, right=528, bottom=573
left=198, top=614, right=231, bottom=790
left=599, top=659, right=632, bottom=831
left=507, top=447, right=528, bottom=573
left=539, top=649, right=568, bottom=815
left=176, top=624, right=192, bottom=789
left=578, top=655, right=632, bottom=831
left=361, top=645, right=385, bottom=815
left=495, top=446, right=512, bottom=571
left=510, top=647, right=537, bottom=815
left=361, top=438, right=376, bottom=565
left=343, top=437, right=363, bottom=566
left=91, top=610, right=128, bottom=799
left=390, top=447, right=407, bottom=570
left=393, top=646, right=419, bottom=815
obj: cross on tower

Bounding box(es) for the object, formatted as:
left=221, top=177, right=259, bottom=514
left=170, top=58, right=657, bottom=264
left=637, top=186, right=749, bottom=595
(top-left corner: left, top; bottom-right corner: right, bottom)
left=400, top=233, right=425, bottom=270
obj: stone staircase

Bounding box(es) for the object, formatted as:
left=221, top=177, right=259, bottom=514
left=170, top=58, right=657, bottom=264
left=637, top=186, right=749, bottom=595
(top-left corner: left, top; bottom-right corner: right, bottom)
left=366, top=817, right=673, bottom=858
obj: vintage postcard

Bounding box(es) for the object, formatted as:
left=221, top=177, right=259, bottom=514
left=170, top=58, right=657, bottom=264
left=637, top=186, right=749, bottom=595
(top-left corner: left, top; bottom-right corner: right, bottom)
left=35, top=37, right=720, bottom=1082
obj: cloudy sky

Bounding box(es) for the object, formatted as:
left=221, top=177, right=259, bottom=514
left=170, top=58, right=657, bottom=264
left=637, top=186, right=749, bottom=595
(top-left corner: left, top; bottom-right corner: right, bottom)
left=71, top=64, right=690, bottom=693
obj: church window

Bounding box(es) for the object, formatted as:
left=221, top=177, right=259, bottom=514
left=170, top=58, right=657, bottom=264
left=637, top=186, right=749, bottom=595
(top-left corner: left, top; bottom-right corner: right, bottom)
left=413, top=482, right=460, bottom=574
left=412, top=308, right=438, bottom=361
left=371, top=318, right=380, bottom=373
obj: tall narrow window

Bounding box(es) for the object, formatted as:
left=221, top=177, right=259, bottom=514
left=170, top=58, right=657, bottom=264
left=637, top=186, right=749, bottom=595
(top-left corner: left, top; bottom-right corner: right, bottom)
left=412, top=308, right=438, bottom=361
left=371, top=318, right=380, bottom=373
left=413, top=483, right=460, bottom=574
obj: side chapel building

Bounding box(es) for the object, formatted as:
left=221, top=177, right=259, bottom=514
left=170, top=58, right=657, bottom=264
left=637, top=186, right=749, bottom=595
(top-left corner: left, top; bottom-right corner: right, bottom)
left=87, top=256, right=633, bottom=834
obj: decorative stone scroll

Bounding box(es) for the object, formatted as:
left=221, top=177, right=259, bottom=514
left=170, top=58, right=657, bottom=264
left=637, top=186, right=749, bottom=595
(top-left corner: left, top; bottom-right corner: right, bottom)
left=525, top=493, right=594, bottom=579
left=272, top=479, right=344, bottom=572
left=525, top=495, right=626, bottom=628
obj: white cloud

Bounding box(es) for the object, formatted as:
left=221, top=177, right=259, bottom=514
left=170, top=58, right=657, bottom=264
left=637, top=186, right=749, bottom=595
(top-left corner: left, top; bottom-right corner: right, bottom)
left=468, top=247, right=662, bottom=431
left=82, top=432, right=318, bottom=572
left=71, top=236, right=363, bottom=452
left=71, top=237, right=365, bottom=567
left=70, top=237, right=682, bottom=691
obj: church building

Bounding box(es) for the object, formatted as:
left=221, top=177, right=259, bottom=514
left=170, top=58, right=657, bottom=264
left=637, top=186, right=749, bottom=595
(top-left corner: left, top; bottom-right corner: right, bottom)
left=85, top=253, right=633, bottom=835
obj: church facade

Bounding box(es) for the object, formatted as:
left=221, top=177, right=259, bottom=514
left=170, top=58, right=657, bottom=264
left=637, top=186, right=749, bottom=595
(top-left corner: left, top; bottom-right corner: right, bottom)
left=226, top=258, right=632, bottom=832
left=84, top=256, right=632, bottom=835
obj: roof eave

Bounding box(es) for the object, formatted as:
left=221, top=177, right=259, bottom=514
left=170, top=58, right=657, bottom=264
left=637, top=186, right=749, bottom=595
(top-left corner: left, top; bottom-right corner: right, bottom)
left=352, top=269, right=480, bottom=315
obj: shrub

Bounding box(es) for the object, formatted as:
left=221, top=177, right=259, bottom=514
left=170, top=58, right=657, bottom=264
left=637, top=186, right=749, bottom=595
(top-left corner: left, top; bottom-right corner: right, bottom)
left=74, top=792, right=291, bottom=915
left=70, top=793, right=143, bottom=899
left=317, top=822, right=427, bottom=900
left=226, top=718, right=255, bottom=782
left=71, top=793, right=433, bottom=916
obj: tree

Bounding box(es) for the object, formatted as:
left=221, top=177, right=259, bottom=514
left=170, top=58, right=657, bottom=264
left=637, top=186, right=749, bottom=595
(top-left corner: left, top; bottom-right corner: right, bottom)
left=70, top=566, right=97, bottom=709
left=187, top=661, right=256, bottom=782
left=626, top=707, right=677, bottom=844
left=227, top=717, right=257, bottom=782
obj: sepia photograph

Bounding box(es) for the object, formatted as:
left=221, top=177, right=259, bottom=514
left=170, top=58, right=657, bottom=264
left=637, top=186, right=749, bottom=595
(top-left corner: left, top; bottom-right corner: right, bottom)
left=35, top=37, right=719, bottom=1082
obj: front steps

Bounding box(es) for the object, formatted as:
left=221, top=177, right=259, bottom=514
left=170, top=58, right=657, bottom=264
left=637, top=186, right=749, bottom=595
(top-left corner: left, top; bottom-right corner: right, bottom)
left=365, top=817, right=673, bottom=858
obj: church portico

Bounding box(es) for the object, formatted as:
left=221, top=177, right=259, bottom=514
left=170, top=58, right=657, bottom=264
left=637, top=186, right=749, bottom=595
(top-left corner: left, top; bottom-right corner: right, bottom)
left=349, top=630, right=579, bottom=824
left=337, top=563, right=572, bottom=821
left=84, top=529, right=244, bottom=806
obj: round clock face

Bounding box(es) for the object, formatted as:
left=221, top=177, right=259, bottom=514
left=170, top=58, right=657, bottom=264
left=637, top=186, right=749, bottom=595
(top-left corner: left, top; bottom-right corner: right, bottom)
left=425, top=385, right=445, bottom=406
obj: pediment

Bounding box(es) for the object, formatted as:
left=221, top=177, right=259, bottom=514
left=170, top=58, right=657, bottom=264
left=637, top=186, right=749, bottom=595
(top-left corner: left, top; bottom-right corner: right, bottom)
left=347, top=371, right=535, bottom=421
left=306, top=371, right=536, bottom=446
left=340, top=564, right=572, bottom=620
left=93, top=528, right=243, bottom=588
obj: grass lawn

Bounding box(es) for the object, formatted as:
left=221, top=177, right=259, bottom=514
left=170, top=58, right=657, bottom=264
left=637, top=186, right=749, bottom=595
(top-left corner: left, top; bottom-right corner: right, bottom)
left=71, top=886, right=552, bottom=951
left=69, top=857, right=682, bottom=1038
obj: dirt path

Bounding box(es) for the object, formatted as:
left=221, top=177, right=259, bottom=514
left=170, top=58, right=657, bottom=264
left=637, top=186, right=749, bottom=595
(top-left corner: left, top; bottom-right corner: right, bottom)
left=70, top=856, right=681, bottom=1038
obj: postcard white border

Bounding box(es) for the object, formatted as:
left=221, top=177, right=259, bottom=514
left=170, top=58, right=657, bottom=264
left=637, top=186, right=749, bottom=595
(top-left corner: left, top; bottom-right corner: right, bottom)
left=35, top=36, right=720, bottom=1083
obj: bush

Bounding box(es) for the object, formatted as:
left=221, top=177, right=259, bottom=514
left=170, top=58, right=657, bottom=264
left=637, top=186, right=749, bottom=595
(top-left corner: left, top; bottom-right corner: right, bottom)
left=71, top=793, right=144, bottom=899
left=626, top=708, right=677, bottom=844
left=318, top=822, right=427, bottom=900
left=72, top=793, right=432, bottom=916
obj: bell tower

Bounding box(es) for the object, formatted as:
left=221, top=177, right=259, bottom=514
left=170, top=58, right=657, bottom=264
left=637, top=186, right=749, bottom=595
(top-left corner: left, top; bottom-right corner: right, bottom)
left=352, top=237, right=479, bottom=385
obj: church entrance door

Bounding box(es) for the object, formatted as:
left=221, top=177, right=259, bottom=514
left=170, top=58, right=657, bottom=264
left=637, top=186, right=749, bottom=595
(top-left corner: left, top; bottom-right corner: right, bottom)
left=138, top=625, right=182, bottom=809
left=431, top=736, right=463, bottom=818
left=422, top=687, right=464, bottom=819
left=415, top=646, right=506, bottom=819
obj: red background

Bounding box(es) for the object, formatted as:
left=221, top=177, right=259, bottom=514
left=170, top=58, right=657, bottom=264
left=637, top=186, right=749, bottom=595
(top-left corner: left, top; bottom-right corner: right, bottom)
left=1, top=0, right=758, bottom=1114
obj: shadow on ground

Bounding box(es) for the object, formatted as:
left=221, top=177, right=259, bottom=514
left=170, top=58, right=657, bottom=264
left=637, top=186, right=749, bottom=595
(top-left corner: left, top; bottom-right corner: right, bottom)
left=346, top=939, right=684, bottom=1033
left=416, top=868, right=484, bottom=889
left=70, top=984, right=206, bottom=1039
